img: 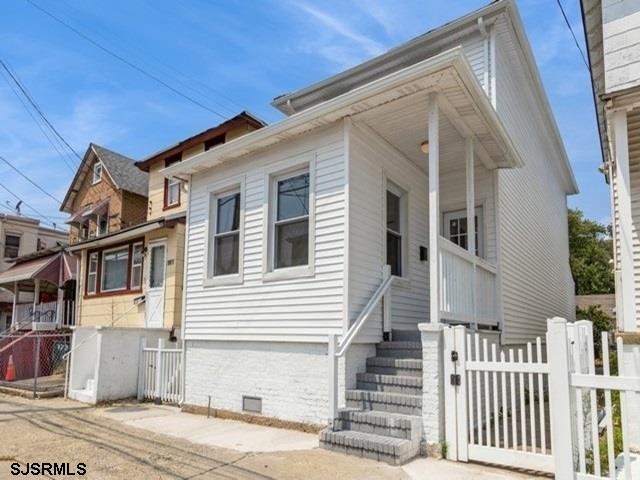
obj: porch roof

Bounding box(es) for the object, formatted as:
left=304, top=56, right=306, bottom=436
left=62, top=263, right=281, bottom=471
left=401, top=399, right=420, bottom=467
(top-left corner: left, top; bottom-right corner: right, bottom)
left=0, top=251, right=76, bottom=289
left=163, top=47, right=524, bottom=178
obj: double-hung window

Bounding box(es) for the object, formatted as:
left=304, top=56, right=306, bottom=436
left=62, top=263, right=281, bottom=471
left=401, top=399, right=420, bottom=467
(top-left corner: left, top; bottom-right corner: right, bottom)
left=386, top=184, right=406, bottom=277
left=164, top=155, right=182, bottom=209
left=212, top=189, right=241, bottom=276
left=87, top=252, right=98, bottom=294
left=4, top=234, right=20, bottom=259
left=93, top=162, right=102, bottom=184
left=273, top=170, right=310, bottom=270
left=101, top=247, right=129, bottom=292
left=130, top=243, right=143, bottom=289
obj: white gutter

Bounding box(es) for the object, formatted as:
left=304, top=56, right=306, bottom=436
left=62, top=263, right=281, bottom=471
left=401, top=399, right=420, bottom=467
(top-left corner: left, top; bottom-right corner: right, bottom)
left=164, top=46, right=523, bottom=178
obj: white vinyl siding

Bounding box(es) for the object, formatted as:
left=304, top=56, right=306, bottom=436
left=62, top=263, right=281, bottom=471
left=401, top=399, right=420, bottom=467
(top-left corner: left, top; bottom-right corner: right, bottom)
left=602, top=6, right=640, bottom=93
left=183, top=125, right=345, bottom=342
left=493, top=18, right=575, bottom=344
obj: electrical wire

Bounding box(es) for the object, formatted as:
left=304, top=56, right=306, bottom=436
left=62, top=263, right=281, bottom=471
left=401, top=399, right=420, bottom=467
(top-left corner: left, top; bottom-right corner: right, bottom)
left=0, top=59, right=81, bottom=162
left=0, top=181, right=62, bottom=229
left=0, top=154, right=63, bottom=204
left=26, top=0, right=229, bottom=120
left=555, top=0, right=590, bottom=70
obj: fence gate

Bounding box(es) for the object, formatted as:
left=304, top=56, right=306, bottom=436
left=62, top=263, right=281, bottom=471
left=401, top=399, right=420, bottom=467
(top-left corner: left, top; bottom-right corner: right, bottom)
left=444, top=326, right=554, bottom=474
left=138, top=338, right=182, bottom=404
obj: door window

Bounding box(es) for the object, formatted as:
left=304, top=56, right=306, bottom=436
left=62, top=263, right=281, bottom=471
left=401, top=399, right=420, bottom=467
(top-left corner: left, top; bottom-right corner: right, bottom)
left=149, top=245, right=166, bottom=289
left=443, top=207, right=484, bottom=257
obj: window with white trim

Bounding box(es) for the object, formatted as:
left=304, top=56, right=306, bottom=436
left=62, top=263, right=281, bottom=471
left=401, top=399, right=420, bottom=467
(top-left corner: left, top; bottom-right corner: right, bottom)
left=386, top=183, right=406, bottom=277
left=93, top=162, right=102, bottom=184
left=272, top=169, right=310, bottom=269
left=130, top=243, right=143, bottom=289
left=166, top=178, right=180, bottom=207
left=443, top=207, right=484, bottom=257
left=97, top=213, right=109, bottom=236
left=211, top=189, right=241, bottom=276
left=87, top=252, right=98, bottom=294
left=101, top=247, right=129, bottom=292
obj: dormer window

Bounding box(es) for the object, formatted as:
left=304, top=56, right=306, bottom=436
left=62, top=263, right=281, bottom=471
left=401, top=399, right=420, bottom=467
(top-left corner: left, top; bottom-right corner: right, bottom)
left=93, top=162, right=102, bottom=184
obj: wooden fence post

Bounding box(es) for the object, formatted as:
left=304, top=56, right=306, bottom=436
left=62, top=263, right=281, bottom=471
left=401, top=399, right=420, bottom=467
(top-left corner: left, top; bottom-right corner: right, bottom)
left=547, top=317, right=575, bottom=478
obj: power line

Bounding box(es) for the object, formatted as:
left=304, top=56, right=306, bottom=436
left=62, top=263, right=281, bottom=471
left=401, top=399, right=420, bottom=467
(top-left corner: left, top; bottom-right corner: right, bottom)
left=0, top=154, right=63, bottom=204
left=0, top=181, right=61, bottom=229
left=26, top=0, right=228, bottom=120
left=0, top=67, right=78, bottom=173
left=555, top=0, right=590, bottom=70
left=0, top=59, right=81, bottom=163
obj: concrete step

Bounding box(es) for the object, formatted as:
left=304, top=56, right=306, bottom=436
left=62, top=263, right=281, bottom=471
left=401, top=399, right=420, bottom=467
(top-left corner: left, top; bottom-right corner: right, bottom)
left=335, top=409, right=422, bottom=441
left=391, top=329, right=421, bottom=342
left=366, top=357, right=422, bottom=377
left=375, top=341, right=422, bottom=359
left=319, top=428, right=420, bottom=465
left=345, top=389, right=422, bottom=415
left=356, top=373, right=422, bottom=395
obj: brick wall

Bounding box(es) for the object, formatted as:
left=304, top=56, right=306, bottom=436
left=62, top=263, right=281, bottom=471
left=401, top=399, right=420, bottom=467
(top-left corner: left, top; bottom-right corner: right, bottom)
left=121, top=191, right=148, bottom=228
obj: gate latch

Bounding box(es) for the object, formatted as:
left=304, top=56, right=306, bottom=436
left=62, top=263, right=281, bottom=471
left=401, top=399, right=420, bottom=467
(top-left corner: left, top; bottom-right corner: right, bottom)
left=450, top=374, right=461, bottom=386
left=451, top=350, right=458, bottom=362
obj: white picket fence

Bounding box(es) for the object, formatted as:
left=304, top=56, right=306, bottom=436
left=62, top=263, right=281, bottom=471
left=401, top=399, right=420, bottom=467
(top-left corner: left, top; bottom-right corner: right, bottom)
left=445, top=318, right=640, bottom=479
left=138, top=339, right=182, bottom=404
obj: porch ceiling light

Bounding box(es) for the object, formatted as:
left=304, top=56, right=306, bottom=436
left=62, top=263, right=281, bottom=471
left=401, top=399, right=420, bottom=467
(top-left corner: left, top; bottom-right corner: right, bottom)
left=420, top=140, right=429, bottom=154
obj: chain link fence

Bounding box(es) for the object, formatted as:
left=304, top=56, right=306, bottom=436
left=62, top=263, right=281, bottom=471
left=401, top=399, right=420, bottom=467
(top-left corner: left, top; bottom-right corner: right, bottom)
left=0, top=332, right=71, bottom=397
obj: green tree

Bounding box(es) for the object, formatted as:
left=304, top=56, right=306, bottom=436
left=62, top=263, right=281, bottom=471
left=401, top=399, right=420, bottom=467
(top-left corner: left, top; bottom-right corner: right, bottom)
left=568, top=208, right=614, bottom=295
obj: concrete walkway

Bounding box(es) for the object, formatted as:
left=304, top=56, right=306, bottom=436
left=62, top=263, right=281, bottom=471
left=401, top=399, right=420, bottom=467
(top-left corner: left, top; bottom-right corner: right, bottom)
left=96, top=403, right=319, bottom=453
left=98, top=403, right=545, bottom=479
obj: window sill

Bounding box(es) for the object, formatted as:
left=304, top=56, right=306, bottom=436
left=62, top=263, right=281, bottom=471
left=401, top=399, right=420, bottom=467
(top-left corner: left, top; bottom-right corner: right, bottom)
left=203, top=274, right=243, bottom=287
left=163, top=202, right=181, bottom=211
left=84, top=288, right=142, bottom=299
left=262, top=265, right=314, bottom=282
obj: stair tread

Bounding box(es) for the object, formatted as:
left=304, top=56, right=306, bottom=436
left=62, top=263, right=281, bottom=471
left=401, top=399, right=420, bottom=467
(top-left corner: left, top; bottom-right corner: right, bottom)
left=357, top=372, right=422, bottom=387
left=320, top=429, right=413, bottom=450
left=346, top=389, right=422, bottom=405
left=339, top=409, right=421, bottom=424
left=366, top=357, right=422, bottom=368
left=377, top=341, right=421, bottom=349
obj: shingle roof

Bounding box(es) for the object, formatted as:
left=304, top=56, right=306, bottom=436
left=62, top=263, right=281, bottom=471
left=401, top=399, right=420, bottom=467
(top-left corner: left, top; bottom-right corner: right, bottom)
left=60, top=143, right=148, bottom=213
left=92, top=144, right=148, bottom=197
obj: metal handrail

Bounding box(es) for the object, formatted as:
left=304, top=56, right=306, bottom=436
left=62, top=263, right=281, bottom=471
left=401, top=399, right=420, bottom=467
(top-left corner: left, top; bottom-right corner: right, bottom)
left=327, top=265, right=394, bottom=427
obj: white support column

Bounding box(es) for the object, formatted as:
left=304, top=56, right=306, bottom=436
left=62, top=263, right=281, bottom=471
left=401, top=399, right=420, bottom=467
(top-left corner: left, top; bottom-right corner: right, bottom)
left=614, top=110, right=636, bottom=332
left=428, top=93, right=440, bottom=324
left=466, top=137, right=478, bottom=330
left=33, top=278, right=40, bottom=310
left=11, top=280, right=18, bottom=328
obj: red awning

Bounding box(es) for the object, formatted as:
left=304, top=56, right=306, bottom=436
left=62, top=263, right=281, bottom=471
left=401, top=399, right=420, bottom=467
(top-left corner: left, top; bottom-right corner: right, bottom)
left=0, top=252, right=76, bottom=287
left=65, top=199, right=108, bottom=224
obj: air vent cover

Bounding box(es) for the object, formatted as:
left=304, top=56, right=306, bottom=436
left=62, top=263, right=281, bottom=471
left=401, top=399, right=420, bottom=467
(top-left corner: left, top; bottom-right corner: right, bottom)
left=242, top=395, right=262, bottom=414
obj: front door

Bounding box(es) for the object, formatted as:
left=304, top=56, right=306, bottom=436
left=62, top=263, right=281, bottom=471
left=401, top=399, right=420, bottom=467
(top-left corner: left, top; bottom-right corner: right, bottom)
left=145, top=241, right=166, bottom=328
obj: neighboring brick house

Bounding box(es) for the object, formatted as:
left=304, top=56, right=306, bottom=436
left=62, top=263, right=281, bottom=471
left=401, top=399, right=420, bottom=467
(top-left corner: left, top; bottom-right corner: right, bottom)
left=61, top=144, right=148, bottom=244
left=66, top=112, right=265, bottom=404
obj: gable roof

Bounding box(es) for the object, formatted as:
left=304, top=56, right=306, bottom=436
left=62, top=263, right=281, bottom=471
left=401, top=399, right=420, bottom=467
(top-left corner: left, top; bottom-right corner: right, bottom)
left=60, top=143, right=148, bottom=213
left=136, top=111, right=266, bottom=172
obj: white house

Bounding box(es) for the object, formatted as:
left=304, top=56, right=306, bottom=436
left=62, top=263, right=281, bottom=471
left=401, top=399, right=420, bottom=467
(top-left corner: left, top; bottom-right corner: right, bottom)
left=164, top=0, right=576, bottom=464
left=582, top=0, right=640, bottom=449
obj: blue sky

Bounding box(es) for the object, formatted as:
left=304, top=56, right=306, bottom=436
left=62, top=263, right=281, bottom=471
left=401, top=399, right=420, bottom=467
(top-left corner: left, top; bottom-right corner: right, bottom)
left=0, top=0, right=607, bottom=230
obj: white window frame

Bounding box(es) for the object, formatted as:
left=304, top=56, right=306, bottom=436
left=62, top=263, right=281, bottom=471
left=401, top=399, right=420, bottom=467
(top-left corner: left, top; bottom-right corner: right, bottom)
left=93, top=162, right=102, bottom=184
left=100, top=245, right=130, bottom=293
left=4, top=233, right=21, bottom=259
left=262, top=154, right=316, bottom=282
left=442, top=206, right=485, bottom=258
left=97, top=213, right=109, bottom=236
left=87, top=252, right=99, bottom=295
left=166, top=178, right=181, bottom=207
left=204, top=176, right=245, bottom=287
left=383, top=177, right=409, bottom=284
left=130, top=242, right=143, bottom=289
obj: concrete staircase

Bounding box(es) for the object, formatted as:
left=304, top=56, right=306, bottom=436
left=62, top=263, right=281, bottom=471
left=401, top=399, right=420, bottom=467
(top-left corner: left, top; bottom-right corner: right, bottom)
left=320, top=331, right=423, bottom=465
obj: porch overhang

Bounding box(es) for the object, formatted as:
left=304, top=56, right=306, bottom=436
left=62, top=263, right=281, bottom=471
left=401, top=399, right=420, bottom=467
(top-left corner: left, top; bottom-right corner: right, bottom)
left=0, top=251, right=77, bottom=292
left=163, top=47, right=523, bottom=178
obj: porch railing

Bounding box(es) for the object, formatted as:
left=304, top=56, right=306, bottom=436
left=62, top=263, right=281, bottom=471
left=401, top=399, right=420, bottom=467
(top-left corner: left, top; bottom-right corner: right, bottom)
left=13, top=301, right=75, bottom=329
left=439, top=237, right=497, bottom=326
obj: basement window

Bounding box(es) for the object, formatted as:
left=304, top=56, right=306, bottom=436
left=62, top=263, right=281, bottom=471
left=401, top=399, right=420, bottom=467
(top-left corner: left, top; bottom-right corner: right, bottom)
left=242, top=396, right=262, bottom=414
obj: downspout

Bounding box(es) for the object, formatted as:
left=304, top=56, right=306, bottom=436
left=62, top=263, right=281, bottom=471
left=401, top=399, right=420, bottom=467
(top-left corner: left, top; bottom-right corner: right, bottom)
left=179, top=175, right=192, bottom=406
